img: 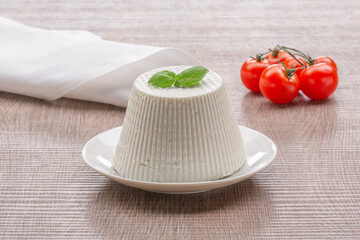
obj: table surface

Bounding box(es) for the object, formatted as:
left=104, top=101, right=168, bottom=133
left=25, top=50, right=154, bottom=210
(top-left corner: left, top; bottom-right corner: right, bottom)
left=1, top=0, right=360, bottom=239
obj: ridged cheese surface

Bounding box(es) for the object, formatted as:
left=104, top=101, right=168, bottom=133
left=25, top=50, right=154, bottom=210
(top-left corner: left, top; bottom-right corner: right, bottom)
left=112, top=66, right=246, bottom=182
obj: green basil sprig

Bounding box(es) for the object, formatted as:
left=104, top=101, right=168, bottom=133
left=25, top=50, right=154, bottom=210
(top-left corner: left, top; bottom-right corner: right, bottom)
left=148, top=66, right=209, bottom=88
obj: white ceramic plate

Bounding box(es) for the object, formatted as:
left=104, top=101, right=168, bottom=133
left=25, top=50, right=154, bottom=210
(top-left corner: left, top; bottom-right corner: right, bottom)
left=82, top=125, right=276, bottom=194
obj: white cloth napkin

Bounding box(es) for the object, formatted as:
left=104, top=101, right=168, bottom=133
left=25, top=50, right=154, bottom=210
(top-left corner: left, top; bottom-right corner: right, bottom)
left=0, top=17, right=200, bottom=107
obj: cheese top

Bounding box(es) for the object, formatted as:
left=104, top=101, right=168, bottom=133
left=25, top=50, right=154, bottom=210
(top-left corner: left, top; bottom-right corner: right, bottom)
left=134, top=66, right=223, bottom=98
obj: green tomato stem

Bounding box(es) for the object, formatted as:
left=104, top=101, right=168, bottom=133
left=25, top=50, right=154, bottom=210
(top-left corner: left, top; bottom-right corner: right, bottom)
left=280, top=46, right=316, bottom=66
left=279, top=47, right=306, bottom=68
left=251, top=51, right=270, bottom=62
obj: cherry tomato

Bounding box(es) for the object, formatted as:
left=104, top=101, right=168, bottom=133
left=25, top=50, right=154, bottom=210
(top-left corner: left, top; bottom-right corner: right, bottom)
left=315, top=56, right=337, bottom=71
left=283, top=57, right=307, bottom=77
left=266, top=50, right=291, bottom=65
left=259, top=64, right=300, bottom=104
left=241, top=57, right=269, bottom=92
left=300, top=63, right=338, bottom=100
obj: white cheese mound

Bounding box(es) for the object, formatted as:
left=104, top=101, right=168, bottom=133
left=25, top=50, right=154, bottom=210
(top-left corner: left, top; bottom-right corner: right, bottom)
left=112, top=66, right=246, bottom=182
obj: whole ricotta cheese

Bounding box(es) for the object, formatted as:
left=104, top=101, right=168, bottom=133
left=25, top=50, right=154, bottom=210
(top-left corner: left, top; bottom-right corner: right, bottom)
left=112, top=66, right=246, bottom=182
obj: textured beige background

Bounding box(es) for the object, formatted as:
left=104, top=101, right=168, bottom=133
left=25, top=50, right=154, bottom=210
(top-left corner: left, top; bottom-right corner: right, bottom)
left=1, top=0, right=360, bottom=239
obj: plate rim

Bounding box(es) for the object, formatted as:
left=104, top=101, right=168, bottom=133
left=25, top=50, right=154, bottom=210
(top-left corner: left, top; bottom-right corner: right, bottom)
left=82, top=125, right=277, bottom=191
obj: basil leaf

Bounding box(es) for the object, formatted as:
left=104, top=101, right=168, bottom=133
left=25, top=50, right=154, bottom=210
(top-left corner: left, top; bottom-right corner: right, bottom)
left=148, top=70, right=177, bottom=88
left=147, top=66, right=209, bottom=88
left=174, top=66, right=209, bottom=87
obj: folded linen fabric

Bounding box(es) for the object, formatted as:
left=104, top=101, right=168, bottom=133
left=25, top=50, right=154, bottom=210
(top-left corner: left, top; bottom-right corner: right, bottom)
left=0, top=17, right=199, bottom=107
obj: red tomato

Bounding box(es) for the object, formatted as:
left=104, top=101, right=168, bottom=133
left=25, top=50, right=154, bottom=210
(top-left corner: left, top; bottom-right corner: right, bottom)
left=266, top=50, right=291, bottom=65
left=300, top=63, right=338, bottom=100
left=241, top=57, right=270, bottom=92
left=259, top=64, right=300, bottom=104
left=315, top=56, right=337, bottom=71
left=283, top=57, right=307, bottom=77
